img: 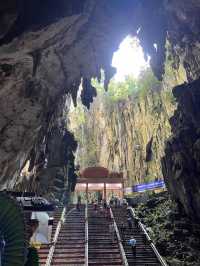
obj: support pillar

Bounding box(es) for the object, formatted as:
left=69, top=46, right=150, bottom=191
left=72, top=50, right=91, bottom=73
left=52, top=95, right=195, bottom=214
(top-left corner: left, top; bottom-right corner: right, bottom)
left=119, top=189, right=123, bottom=199
left=122, top=182, right=124, bottom=198
left=86, top=183, right=88, bottom=203
left=103, top=183, right=107, bottom=201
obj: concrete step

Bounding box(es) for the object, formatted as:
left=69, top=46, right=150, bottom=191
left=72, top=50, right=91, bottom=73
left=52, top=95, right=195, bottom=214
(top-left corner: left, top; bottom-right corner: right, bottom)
left=112, top=207, right=162, bottom=266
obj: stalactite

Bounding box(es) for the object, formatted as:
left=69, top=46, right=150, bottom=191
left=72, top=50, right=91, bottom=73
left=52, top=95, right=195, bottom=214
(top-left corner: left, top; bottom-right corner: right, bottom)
left=0, top=0, right=200, bottom=218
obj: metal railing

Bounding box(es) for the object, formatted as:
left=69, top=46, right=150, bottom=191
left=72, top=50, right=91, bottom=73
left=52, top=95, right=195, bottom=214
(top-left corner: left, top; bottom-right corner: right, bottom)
left=110, top=208, right=129, bottom=266
left=45, top=206, right=74, bottom=266
left=128, top=207, right=168, bottom=266
left=85, top=202, right=88, bottom=266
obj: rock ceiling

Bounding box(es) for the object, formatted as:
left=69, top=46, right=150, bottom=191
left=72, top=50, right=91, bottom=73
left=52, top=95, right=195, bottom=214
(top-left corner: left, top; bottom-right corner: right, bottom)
left=0, top=0, right=200, bottom=219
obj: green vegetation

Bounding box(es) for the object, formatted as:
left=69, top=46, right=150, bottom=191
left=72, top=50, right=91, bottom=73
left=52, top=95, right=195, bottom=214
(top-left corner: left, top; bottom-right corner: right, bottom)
left=0, top=193, right=28, bottom=266
left=69, top=60, right=178, bottom=171
left=137, top=68, right=161, bottom=98
left=135, top=192, right=200, bottom=265
left=104, top=77, right=138, bottom=101
left=79, top=136, right=99, bottom=167
left=143, top=174, right=155, bottom=183
left=70, top=67, right=169, bottom=133
left=69, top=105, right=86, bottom=128
left=162, top=90, right=176, bottom=105
left=92, top=67, right=161, bottom=103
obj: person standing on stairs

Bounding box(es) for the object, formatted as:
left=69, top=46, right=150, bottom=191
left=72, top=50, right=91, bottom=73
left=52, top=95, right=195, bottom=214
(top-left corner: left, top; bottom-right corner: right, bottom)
left=93, top=200, right=98, bottom=213
left=106, top=205, right=112, bottom=219
left=76, top=195, right=81, bottom=211
left=128, top=238, right=137, bottom=257
left=109, top=217, right=115, bottom=243
left=103, top=199, right=108, bottom=217
left=119, top=222, right=126, bottom=242
left=127, top=217, right=133, bottom=229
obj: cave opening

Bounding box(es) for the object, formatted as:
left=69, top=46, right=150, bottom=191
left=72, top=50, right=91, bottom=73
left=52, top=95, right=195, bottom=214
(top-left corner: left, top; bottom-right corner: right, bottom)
left=112, top=35, right=149, bottom=81
left=1, top=1, right=200, bottom=265
left=68, top=34, right=167, bottom=188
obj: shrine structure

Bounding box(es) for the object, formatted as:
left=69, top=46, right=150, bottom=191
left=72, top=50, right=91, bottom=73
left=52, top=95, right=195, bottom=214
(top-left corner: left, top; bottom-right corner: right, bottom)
left=75, top=166, right=124, bottom=201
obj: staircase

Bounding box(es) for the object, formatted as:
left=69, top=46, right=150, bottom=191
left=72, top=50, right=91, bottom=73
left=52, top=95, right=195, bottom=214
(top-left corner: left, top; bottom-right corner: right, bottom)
left=112, top=206, right=161, bottom=266
left=88, top=205, right=123, bottom=266
left=51, top=205, right=85, bottom=266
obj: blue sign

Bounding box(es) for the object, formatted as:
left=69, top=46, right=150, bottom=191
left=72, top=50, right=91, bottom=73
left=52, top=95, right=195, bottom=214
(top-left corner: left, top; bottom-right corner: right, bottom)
left=132, top=180, right=165, bottom=193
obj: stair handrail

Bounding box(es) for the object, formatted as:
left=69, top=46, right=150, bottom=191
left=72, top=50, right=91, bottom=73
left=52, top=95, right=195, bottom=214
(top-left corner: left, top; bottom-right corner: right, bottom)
left=110, top=208, right=129, bottom=266
left=85, top=201, right=88, bottom=266
left=45, top=206, right=74, bottom=266
left=128, top=207, right=168, bottom=266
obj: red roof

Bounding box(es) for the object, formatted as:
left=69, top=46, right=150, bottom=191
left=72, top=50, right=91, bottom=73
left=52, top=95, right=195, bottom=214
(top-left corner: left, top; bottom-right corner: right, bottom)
left=81, top=167, right=109, bottom=178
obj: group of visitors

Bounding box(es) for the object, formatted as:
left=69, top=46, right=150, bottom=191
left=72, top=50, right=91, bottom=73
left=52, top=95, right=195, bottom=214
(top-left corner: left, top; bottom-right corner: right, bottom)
left=76, top=195, right=136, bottom=252
left=109, top=196, right=128, bottom=207
left=92, top=199, right=111, bottom=218
left=91, top=199, right=115, bottom=242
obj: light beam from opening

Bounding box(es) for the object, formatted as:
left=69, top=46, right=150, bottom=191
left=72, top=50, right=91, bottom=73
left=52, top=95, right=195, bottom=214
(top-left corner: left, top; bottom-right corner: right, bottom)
left=112, top=36, right=149, bottom=81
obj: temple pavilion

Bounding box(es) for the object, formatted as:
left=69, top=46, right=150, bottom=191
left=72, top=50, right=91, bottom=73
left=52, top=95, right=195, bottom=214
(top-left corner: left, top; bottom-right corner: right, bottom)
left=75, top=166, right=124, bottom=201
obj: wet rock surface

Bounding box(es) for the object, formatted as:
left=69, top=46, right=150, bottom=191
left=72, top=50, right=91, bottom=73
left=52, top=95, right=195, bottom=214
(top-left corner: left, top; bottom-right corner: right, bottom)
left=135, top=192, right=200, bottom=266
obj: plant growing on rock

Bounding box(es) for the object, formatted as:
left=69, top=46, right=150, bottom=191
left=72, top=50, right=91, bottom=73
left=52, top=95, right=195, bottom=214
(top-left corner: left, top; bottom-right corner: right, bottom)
left=135, top=192, right=200, bottom=266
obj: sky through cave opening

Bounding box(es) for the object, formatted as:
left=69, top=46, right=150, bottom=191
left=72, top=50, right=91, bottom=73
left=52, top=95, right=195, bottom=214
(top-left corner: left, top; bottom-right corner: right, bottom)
left=112, top=36, right=149, bottom=82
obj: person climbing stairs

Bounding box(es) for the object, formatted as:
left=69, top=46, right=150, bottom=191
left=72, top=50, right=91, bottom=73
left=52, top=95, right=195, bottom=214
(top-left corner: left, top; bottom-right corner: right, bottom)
left=112, top=206, right=162, bottom=266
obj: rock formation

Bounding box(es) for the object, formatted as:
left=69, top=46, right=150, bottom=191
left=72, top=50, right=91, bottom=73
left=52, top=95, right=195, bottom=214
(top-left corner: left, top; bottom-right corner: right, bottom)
left=162, top=79, right=200, bottom=221
left=161, top=1, right=200, bottom=221
left=0, top=0, right=200, bottom=217
left=71, top=84, right=175, bottom=187
left=0, top=0, right=168, bottom=193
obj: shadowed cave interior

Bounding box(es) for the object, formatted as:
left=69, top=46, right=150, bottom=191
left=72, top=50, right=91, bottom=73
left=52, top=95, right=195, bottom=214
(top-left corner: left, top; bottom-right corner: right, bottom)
left=0, top=1, right=200, bottom=265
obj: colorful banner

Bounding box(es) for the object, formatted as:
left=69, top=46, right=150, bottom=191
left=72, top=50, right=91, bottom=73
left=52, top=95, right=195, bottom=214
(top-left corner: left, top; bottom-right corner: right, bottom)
left=124, top=180, right=165, bottom=193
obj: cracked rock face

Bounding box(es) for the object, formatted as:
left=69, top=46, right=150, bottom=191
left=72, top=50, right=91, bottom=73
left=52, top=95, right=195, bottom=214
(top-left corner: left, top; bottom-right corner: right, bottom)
left=0, top=0, right=139, bottom=190
left=1, top=0, right=200, bottom=218
left=161, top=1, right=200, bottom=221
left=71, top=88, right=175, bottom=187
left=0, top=0, right=167, bottom=190
left=162, top=78, right=200, bottom=221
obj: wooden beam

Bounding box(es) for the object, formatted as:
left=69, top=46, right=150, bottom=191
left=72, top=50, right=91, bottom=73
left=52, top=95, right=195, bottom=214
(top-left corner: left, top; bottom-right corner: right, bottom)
left=77, top=177, right=123, bottom=184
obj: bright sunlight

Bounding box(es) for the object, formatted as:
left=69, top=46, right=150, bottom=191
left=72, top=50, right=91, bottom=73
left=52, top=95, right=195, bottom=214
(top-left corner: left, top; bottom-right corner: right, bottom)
left=112, top=36, right=149, bottom=81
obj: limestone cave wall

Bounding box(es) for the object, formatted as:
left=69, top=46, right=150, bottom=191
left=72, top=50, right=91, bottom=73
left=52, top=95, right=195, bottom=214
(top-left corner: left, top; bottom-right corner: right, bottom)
left=0, top=0, right=200, bottom=217
left=0, top=0, right=137, bottom=191
left=71, top=82, right=175, bottom=187
left=161, top=1, right=200, bottom=220
left=162, top=79, right=200, bottom=221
